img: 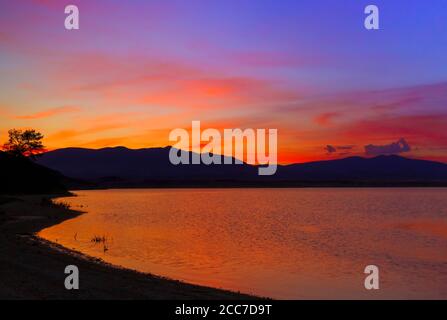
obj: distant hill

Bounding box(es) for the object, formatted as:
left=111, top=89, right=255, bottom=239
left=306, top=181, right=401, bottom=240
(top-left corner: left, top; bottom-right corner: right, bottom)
left=0, top=152, right=71, bottom=194
left=37, top=147, right=257, bottom=187
left=277, top=155, right=447, bottom=183
left=36, top=147, right=447, bottom=187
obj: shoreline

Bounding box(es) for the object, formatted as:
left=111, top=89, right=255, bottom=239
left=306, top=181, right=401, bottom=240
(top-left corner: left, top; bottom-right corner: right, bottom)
left=0, top=194, right=258, bottom=299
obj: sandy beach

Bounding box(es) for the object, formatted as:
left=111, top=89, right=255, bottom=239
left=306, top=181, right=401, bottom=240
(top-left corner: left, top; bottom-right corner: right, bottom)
left=0, top=195, right=254, bottom=300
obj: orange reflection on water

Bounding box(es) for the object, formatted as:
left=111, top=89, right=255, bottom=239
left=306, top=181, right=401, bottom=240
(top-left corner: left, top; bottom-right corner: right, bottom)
left=39, top=188, right=447, bottom=299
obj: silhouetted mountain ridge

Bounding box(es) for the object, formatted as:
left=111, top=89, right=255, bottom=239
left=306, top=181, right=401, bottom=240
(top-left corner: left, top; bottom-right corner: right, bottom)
left=278, top=154, right=447, bottom=181
left=36, top=146, right=447, bottom=187
left=37, top=146, right=257, bottom=181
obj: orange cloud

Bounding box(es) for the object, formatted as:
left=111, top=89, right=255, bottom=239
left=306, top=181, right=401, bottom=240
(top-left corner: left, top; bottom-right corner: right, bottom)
left=15, top=106, right=80, bottom=120
left=228, top=51, right=327, bottom=68
left=48, top=123, right=129, bottom=142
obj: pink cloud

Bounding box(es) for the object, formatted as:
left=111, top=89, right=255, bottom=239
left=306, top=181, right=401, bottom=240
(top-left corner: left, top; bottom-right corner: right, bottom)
left=42, top=53, right=304, bottom=110
left=340, top=114, right=447, bottom=146
left=314, top=112, right=341, bottom=126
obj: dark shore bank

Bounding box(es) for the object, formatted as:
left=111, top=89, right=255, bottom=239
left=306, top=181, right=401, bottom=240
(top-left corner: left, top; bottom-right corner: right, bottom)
left=0, top=195, right=255, bottom=299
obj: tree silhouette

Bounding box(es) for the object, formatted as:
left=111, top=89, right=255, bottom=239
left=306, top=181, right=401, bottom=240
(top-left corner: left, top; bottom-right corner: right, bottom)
left=2, top=129, right=45, bottom=159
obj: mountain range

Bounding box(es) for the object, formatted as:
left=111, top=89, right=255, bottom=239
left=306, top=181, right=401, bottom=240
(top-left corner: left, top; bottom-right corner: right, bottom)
left=35, top=146, right=447, bottom=188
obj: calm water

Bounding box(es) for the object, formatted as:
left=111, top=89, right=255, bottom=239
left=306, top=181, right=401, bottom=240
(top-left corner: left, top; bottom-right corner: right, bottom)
left=39, top=188, right=447, bottom=299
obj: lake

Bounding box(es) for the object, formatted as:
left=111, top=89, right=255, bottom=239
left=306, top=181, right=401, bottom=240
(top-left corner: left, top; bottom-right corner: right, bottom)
left=38, top=188, right=447, bottom=299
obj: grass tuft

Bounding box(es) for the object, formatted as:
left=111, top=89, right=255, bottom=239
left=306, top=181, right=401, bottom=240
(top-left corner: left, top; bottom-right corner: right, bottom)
left=91, top=235, right=109, bottom=252
left=40, top=197, right=71, bottom=210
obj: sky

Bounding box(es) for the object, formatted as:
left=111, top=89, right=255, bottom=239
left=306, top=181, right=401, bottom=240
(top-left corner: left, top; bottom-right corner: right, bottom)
left=0, top=0, right=447, bottom=163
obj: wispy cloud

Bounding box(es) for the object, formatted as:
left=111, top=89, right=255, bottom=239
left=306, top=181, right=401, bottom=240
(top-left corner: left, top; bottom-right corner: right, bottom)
left=314, top=112, right=341, bottom=126
left=44, top=53, right=304, bottom=111
left=15, top=106, right=80, bottom=120
left=340, top=114, right=447, bottom=146
left=324, top=144, right=355, bottom=155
